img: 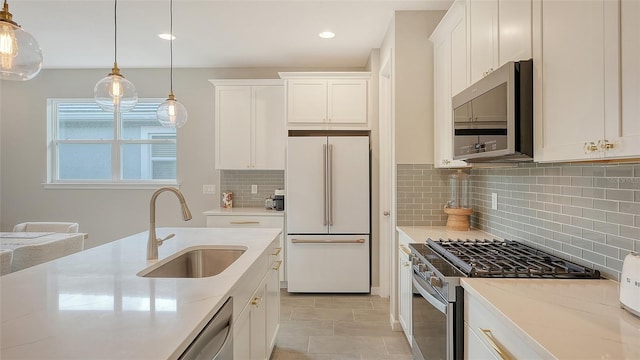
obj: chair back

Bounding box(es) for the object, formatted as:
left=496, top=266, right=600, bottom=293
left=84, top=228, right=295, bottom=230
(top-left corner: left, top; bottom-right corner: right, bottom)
left=13, top=222, right=80, bottom=233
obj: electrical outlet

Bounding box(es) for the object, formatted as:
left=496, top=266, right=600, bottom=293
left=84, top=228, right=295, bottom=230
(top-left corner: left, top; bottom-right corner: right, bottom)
left=251, top=185, right=258, bottom=194
left=203, top=184, right=216, bottom=194
left=491, top=192, right=498, bottom=210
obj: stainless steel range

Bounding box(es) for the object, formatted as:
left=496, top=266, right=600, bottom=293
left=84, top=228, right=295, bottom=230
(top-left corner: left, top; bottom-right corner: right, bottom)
left=409, top=238, right=601, bottom=360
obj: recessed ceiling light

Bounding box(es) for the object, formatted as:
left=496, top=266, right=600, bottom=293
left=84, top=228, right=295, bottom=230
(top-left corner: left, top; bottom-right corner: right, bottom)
left=318, top=31, right=335, bottom=39
left=158, top=33, right=176, bottom=40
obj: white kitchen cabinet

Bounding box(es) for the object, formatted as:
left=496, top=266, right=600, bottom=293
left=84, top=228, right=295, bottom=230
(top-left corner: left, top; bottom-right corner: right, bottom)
left=212, top=80, right=285, bottom=170
left=464, top=288, right=546, bottom=359
left=398, top=232, right=413, bottom=344
left=232, top=235, right=281, bottom=360
left=279, top=72, right=370, bottom=129
left=532, top=0, right=639, bottom=162
left=205, top=210, right=286, bottom=284
left=431, top=0, right=470, bottom=169
left=468, top=0, right=531, bottom=85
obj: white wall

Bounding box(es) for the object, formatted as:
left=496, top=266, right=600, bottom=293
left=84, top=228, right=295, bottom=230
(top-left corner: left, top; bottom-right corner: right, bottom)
left=0, top=66, right=360, bottom=248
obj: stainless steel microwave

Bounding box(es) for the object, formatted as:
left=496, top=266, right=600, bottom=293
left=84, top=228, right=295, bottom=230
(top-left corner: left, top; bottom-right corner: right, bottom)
left=452, top=59, right=533, bottom=162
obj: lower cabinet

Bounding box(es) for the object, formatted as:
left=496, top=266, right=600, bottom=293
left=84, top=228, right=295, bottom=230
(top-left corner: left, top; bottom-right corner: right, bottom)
left=233, top=242, right=281, bottom=360
left=398, top=233, right=413, bottom=344
left=464, top=289, right=546, bottom=359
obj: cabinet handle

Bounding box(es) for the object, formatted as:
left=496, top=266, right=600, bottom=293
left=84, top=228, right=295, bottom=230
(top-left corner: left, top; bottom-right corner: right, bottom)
left=272, top=260, right=282, bottom=271
left=229, top=221, right=260, bottom=225
left=323, top=143, right=327, bottom=226
left=291, top=238, right=365, bottom=244
left=329, top=144, right=334, bottom=226
left=399, top=245, right=411, bottom=256
left=584, top=141, right=598, bottom=153
left=479, top=329, right=513, bottom=360
left=251, top=296, right=262, bottom=307
left=403, top=262, right=410, bottom=267
left=598, top=139, right=614, bottom=151
left=272, top=247, right=282, bottom=256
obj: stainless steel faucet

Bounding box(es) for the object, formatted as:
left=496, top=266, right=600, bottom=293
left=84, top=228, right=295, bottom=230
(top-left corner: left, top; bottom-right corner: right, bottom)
left=148, top=187, right=192, bottom=260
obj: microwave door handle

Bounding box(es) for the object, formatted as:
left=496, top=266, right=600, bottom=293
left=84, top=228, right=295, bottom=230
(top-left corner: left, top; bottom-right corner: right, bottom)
left=412, top=276, right=447, bottom=314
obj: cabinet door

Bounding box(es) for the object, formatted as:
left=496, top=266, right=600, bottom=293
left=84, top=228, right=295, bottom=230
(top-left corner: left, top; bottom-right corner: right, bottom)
left=233, top=305, right=251, bottom=360
left=327, top=79, right=368, bottom=124
left=615, top=0, right=640, bottom=157
left=498, top=0, right=531, bottom=65
left=287, top=80, right=327, bottom=123
left=250, top=284, right=267, bottom=360
left=469, top=0, right=498, bottom=84
left=328, top=136, right=370, bottom=234
left=215, top=86, right=252, bottom=169
left=533, top=0, right=609, bottom=162
left=451, top=2, right=469, bottom=97
left=253, top=85, right=285, bottom=169
left=464, top=323, right=499, bottom=360
left=266, top=261, right=280, bottom=355
left=398, top=245, right=412, bottom=344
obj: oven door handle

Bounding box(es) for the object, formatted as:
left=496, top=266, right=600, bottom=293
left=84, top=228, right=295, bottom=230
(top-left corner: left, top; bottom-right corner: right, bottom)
left=412, top=275, right=447, bottom=314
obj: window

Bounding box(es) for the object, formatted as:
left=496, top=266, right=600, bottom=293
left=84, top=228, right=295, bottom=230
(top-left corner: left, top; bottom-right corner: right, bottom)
left=47, top=99, right=177, bottom=187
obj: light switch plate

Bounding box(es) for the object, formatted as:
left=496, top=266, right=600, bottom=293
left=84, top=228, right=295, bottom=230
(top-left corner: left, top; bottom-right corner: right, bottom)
left=491, top=192, right=498, bottom=210
left=203, top=184, right=216, bottom=194
left=251, top=185, right=258, bottom=194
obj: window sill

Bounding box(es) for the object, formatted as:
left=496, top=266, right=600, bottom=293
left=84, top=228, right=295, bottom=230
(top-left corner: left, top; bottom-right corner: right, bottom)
left=43, top=182, right=181, bottom=190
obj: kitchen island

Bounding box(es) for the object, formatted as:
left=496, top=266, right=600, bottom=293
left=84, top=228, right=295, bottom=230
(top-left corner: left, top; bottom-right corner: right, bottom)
left=0, top=227, right=282, bottom=359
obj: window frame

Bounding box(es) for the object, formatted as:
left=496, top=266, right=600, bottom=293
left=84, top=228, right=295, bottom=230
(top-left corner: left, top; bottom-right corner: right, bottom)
left=45, top=98, right=180, bottom=189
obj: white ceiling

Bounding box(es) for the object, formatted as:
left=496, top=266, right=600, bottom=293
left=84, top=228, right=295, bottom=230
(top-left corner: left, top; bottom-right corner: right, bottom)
left=9, top=0, right=452, bottom=69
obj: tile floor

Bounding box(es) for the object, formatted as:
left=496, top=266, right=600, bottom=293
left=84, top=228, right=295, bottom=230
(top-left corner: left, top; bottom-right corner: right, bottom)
left=270, top=290, right=412, bottom=360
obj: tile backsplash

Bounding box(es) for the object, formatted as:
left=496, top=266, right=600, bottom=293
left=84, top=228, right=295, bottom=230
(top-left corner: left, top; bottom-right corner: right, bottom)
left=397, top=162, right=640, bottom=280
left=220, top=170, right=284, bottom=208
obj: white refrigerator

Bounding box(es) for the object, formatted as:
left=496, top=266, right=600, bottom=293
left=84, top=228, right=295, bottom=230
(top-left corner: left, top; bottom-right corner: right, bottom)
left=286, top=135, right=370, bottom=293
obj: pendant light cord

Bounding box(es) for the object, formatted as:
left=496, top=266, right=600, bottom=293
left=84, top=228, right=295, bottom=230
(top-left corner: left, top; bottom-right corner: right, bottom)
left=114, top=0, right=118, bottom=65
left=170, top=0, right=174, bottom=94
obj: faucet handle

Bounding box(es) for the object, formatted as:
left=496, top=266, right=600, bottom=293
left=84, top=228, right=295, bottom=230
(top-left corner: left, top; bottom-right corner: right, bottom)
left=157, top=233, right=175, bottom=246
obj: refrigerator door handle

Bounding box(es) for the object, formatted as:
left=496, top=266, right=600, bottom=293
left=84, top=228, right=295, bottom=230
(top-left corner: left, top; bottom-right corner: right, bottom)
left=329, top=143, right=334, bottom=226
left=323, top=143, right=327, bottom=226
left=291, top=238, right=366, bottom=244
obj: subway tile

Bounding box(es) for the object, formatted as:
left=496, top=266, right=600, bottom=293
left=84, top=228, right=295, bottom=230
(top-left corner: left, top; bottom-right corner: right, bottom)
left=562, top=205, right=583, bottom=217
left=593, top=221, right=618, bottom=235
left=594, top=243, right=619, bottom=258
left=562, top=166, right=582, bottom=176
left=545, top=238, right=562, bottom=251
left=554, top=231, right=571, bottom=243
left=581, top=188, right=605, bottom=199
left=537, top=177, right=554, bottom=185
left=582, top=208, right=606, bottom=221
left=571, top=236, right=593, bottom=250
left=571, top=177, right=593, bottom=187
left=594, top=177, right=619, bottom=189
left=620, top=225, right=640, bottom=240
left=571, top=197, right=594, bottom=208
left=606, top=235, right=635, bottom=251
left=606, top=212, right=635, bottom=226
left=582, top=166, right=605, bottom=177
left=619, top=201, right=640, bottom=215
left=545, top=167, right=562, bottom=176
left=593, top=199, right=619, bottom=212
left=582, top=250, right=605, bottom=266
left=537, top=193, right=553, bottom=203
left=571, top=217, right=593, bottom=230
left=605, top=257, right=624, bottom=272
left=619, top=178, right=640, bottom=190
left=605, top=166, right=634, bottom=178
left=544, top=203, right=562, bottom=213
left=562, top=186, right=582, bottom=196
left=606, top=189, right=634, bottom=202
left=561, top=243, right=582, bottom=257
left=582, top=229, right=606, bottom=243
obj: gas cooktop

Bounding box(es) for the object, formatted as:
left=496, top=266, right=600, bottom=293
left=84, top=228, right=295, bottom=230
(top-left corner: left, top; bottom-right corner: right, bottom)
left=424, top=238, right=601, bottom=279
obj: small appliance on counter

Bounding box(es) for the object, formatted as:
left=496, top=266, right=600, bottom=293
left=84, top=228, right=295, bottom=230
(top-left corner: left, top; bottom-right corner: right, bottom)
left=620, top=252, right=640, bottom=318
left=274, top=189, right=285, bottom=211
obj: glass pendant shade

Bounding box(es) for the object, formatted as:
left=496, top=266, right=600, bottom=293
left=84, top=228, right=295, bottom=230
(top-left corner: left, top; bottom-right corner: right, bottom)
left=94, top=65, right=138, bottom=112
left=157, top=93, right=187, bottom=128
left=0, top=1, right=43, bottom=81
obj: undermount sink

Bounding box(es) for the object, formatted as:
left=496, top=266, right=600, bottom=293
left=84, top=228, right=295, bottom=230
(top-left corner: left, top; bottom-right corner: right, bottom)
left=137, top=246, right=247, bottom=278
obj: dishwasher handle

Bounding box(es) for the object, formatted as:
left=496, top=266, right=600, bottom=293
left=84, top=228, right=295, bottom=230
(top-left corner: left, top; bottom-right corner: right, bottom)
left=179, top=297, right=233, bottom=360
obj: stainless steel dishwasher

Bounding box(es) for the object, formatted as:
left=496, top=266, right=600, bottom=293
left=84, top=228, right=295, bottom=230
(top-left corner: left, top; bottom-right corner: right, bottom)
left=179, top=297, right=233, bottom=360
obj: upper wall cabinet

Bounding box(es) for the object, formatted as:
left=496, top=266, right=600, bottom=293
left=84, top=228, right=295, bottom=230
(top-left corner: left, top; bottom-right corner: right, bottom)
left=279, top=72, right=370, bottom=130
left=533, top=0, right=640, bottom=162
left=431, top=0, right=469, bottom=168
left=211, top=80, right=285, bottom=170
left=468, top=0, right=531, bottom=85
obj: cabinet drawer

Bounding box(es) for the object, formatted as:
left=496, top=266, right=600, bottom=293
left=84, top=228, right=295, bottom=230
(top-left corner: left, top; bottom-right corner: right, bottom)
left=464, top=292, right=550, bottom=359
left=206, top=215, right=284, bottom=229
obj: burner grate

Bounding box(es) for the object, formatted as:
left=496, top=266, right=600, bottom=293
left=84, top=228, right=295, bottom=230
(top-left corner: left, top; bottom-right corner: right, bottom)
left=427, top=238, right=601, bottom=279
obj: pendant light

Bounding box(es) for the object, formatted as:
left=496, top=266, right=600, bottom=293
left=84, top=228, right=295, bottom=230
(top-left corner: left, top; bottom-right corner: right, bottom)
left=94, top=0, right=137, bottom=113
left=0, top=0, right=42, bottom=81
left=156, top=0, right=187, bottom=128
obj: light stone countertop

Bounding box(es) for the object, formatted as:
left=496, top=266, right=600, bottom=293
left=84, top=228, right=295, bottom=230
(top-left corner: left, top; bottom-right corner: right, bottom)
left=461, top=278, right=640, bottom=359
left=203, top=207, right=284, bottom=216
left=396, top=225, right=500, bottom=243
left=0, top=227, right=282, bottom=359
left=397, top=226, right=640, bottom=359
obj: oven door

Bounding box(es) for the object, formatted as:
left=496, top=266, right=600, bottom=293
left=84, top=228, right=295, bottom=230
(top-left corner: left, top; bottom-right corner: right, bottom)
left=411, top=273, right=452, bottom=360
